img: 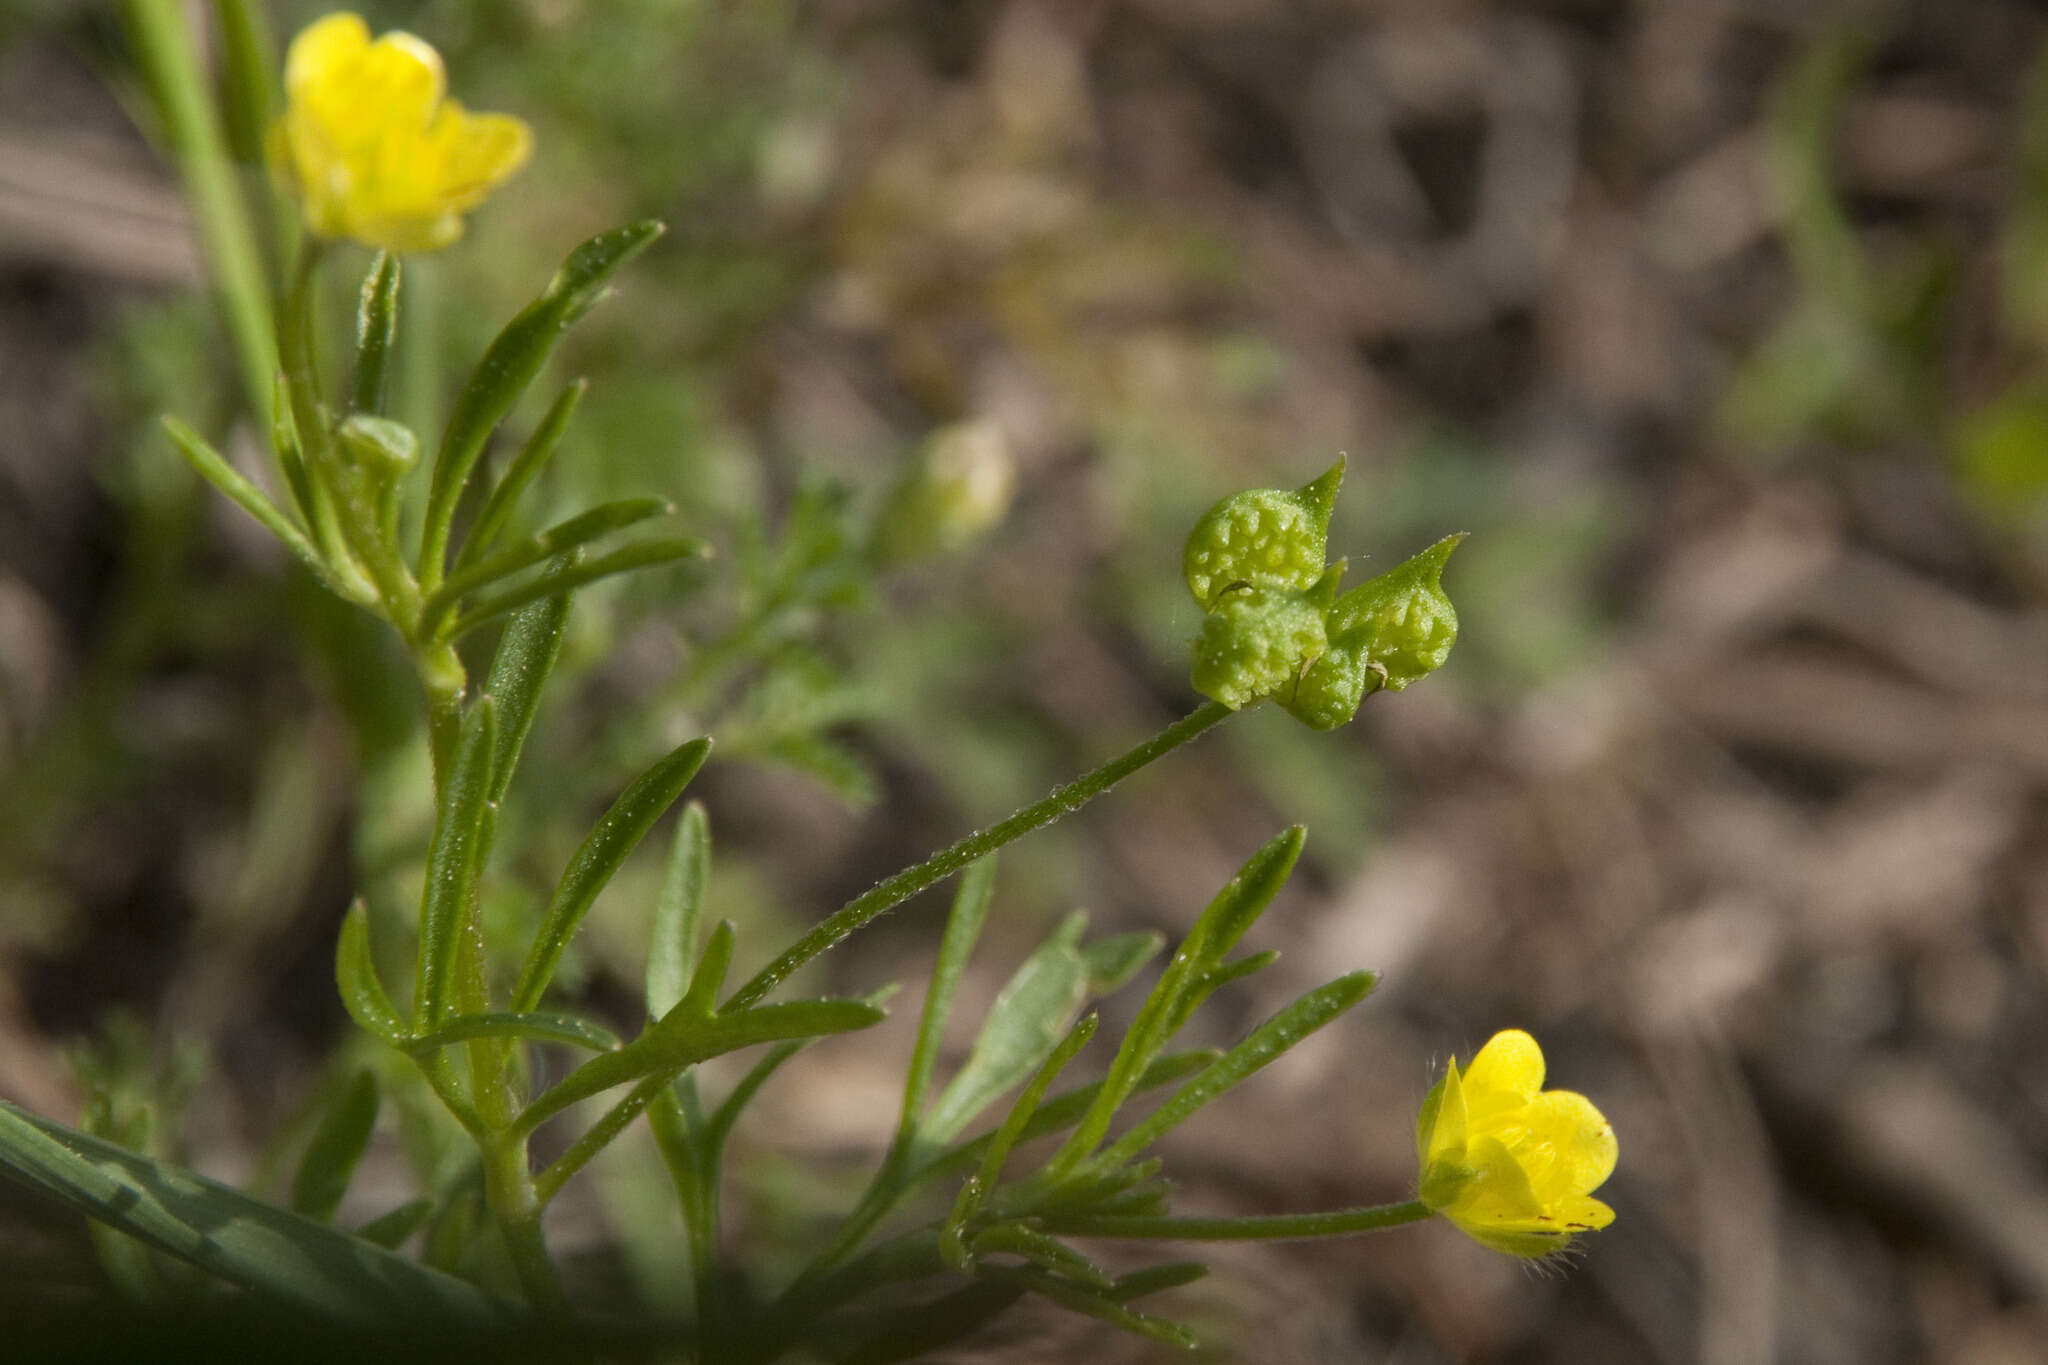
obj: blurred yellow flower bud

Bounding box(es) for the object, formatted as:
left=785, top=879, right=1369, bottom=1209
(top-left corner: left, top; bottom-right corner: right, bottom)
left=872, top=419, right=1016, bottom=564
left=1415, top=1029, right=1617, bottom=1258
left=271, top=13, right=531, bottom=253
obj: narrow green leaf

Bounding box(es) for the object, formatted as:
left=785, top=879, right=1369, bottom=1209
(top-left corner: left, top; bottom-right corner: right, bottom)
left=405, top=1011, right=622, bottom=1053
left=1094, top=971, right=1377, bottom=1170
left=414, top=698, right=499, bottom=1031
left=351, top=251, right=400, bottom=414
left=972, top=1223, right=1114, bottom=1289
left=356, top=1196, right=433, bottom=1249
left=448, top=537, right=710, bottom=641
left=919, top=1052, right=1217, bottom=1187
left=976, top=1264, right=1197, bottom=1351
left=510, top=737, right=713, bottom=1011
left=420, top=220, right=665, bottom=586
left=419, top=497, right=674, bottom=637
left=964, top=1015, right=1098, bottom=1217
left=680, top=919, right=737, bottom=1016
left=923, top=917, right=1091, bottom=1144
left=456, top=379, right=586, bottom=572
left=1109, top=1262, right=1209, bottom=1302
left=1053, top=828, right=1303, bottom=1174
left=0, top=1099, right=514, bottom=1329
left=290, top=1070, right=379, bottom=1221
left=515, top=996, right=886, bottom=1137
left=479, top=565, right=574, bottom=807
left=898, top=855, right=997, bottom=1141
left=334, top=900, right=405, bottom=1045
left=1079, top=931, right=1163, bottom=994
left=161, top=415, right=342, bottom=593
left=645, top=801, right=711, bottom=1020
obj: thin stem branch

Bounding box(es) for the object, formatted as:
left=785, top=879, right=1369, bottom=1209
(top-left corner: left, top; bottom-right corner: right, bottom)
left=1044, top=1200, right=1433, bottom=1242
left=724, top=700, right=1234, bottom=1012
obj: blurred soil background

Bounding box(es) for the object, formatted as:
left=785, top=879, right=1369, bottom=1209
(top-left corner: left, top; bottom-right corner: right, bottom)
left=7, top=0, right=2048, bottom=1361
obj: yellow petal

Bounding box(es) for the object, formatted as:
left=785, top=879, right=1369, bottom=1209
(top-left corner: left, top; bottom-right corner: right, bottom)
left=283, top=12, right=369, bottom=99
left=1463, top=1029, right=1545, bottom=1103
left=1510, top=1089, right=1618, bottom=1206
left=420, top=106, right=533, bottom=209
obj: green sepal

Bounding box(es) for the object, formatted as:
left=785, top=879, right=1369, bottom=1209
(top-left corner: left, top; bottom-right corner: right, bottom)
left=420, top=220, right=666, bottom=586
left=289, top=1069, right=379, bottom=1222
left=334, top=900, right=406, bottom=1046
left=1182, top=456, right=1344, bottom=610
left=511, top=736, right=714, bottom=1011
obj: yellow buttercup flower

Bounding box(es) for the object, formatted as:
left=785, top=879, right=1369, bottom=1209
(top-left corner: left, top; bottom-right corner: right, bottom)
left=1415, top=1029, right=1617, bottom=1258
left=271, top=13, right=531, bottom=253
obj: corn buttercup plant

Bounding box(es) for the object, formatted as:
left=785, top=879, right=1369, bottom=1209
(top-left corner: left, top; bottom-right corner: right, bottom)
left=0, top=7, right=1618, bottom=1357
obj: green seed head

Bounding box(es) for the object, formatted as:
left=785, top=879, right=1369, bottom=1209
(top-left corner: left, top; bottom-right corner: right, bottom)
left=1183, top=457, right=1345, bottom=610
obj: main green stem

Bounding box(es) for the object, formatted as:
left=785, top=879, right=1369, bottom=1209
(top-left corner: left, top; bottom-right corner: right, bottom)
left=723, top=700, right=1234, bottom=1013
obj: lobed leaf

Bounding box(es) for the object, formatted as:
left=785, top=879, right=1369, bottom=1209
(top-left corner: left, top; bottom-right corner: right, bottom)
left=413, top=698, right=499, bottom=1031
left=334, top=900, right=405, bottom=1045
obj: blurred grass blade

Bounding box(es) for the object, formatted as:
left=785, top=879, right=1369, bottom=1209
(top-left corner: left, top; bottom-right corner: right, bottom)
left=898, top=854, right=997, bottom=1142
left=414, top=698, right=499, bottom=1030
left=1095, top=971, right=1378, bottom=1170
left=419, top=220, right=665, bottom=586
left=479, top=565, right=574, bottom=807
left=290, top=1069, right=379, bottom=1222
left=923, top=913, right=1090, bottom=1144
left=511, top=737, right=713, bottom=1011
left=0, top=1099, right=515, bottom=1329
left=334, top=900, right=405, bottom=1045
left=406, top=1011, right=622, bottom=1053
left=448, top=537, right=710, bottom=640
left=645, top=801, right=712, bottom=1020
left=356, top=1196, right=433, bottom=1250
left=419, top=498, right=674, bottom=636
left=213, top=0, right=276, bottom=168
left=351, top=251, right=400, bottom=414
left=456, top=379, right=586, bottom=572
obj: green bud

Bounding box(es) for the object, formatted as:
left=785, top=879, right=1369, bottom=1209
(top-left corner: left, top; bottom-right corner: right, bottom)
left=1183, top=456, right=1345, bottom=611
left=336, top=413, right=419, bottom=483
left=1190, top=584, right=1328, bottom=710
